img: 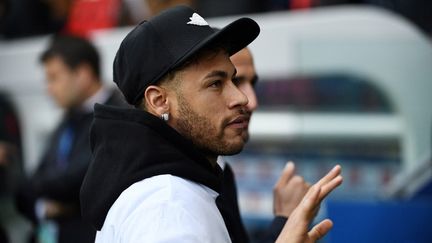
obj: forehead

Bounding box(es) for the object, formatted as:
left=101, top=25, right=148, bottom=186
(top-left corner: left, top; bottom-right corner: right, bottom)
left=230, top=48, right=253, bottom=67
left=44, top=55, right=68, bottom=70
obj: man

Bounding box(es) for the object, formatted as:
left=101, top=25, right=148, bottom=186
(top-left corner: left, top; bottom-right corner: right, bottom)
left=217, top=46, right=311, bottom=243
left=16, top=35, right=127, bottom=243
left=80, top=6, right=342, bottom=242
left=0, top=92, right=23, bottom=243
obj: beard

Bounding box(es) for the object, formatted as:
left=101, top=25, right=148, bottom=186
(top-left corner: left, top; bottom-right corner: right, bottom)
left=174, top=95, right=245, bottom=157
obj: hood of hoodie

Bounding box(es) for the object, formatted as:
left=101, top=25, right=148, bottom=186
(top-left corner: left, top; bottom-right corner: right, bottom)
left=80, top=104, right=223, bottom=230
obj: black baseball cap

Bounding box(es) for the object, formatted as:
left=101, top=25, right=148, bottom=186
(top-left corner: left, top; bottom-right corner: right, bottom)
left=113, top=5, right=260, bottom=105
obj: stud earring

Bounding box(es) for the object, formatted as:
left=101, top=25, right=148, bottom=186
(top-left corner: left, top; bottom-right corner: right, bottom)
left=161, top=113, right=169, bottom=122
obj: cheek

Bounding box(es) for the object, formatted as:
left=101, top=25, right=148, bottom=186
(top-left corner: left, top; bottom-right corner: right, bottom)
left=184, top=94, right=212, bottom=116
left=61, top=74, right=80, bottom=97
left=177, top=91, right=227, bottom=131
left=57, top=80, right=71, bottom=98
left=200, top=103, right=226, bottom=126
left=194, top=104, right=224, bottom=132
left=49, top=77, right=75, bottom=103
left=47, top=80, right=63, bottom=98
left=246, top=90, right=258, bottom=110
left=239, top=85, right=258, bottom=110
left=46, top=82, right=55, bottom=96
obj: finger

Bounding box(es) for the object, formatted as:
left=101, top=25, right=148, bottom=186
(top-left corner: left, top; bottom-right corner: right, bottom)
left=308, top=219, right=333, bottom=242
left=275, top=161, right=295, bottom=187
left=318, top=175, right=343, bottom=201
left=297, top=166, right=342, bottom=218
left=312, top=204, right=321, bottom=219
left=315, top=165, right=341, bottom=188
left=300, top=176, right=341, bottom=216
left=300, top=184, right=321, bottom=214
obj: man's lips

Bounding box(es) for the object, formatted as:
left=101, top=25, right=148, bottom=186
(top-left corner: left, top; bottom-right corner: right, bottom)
left=227, top=115, right=250, bottom=129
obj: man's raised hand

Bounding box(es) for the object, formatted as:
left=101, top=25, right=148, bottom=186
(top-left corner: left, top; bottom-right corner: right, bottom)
left=275, top=165, right=343, bottom=243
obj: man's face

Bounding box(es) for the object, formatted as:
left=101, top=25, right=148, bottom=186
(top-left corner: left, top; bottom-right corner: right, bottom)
left=43, top=56, right=81, bottom=109
left=230, top=48, right=258, bottom=141
left=168, top=50, right=249, bottom=157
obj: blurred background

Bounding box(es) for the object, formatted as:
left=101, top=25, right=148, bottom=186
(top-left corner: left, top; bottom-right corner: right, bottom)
left=1, top=0, right=432, bottom=242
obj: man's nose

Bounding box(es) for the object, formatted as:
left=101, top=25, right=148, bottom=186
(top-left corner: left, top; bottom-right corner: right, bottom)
left=228, top=82, right=249, bottom=109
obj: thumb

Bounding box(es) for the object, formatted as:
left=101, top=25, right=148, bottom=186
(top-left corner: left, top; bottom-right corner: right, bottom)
left=307, top=219, right=333, bottom=242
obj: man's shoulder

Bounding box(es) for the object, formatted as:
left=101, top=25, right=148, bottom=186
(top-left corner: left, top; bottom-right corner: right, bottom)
left=98, top=175, right=229, bottom=243
left=115, top=175, right=217, bottom=209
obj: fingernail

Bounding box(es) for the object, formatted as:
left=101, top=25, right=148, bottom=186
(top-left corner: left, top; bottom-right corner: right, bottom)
left=284, top=161, right=294, bottom=170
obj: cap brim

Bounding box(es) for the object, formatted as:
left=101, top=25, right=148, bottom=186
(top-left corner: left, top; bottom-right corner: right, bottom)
left=173, top=17, right=260, bottom=68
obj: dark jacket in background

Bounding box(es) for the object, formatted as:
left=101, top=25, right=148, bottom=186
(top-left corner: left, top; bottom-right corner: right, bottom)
left=16, top=89, right=127, bottom=243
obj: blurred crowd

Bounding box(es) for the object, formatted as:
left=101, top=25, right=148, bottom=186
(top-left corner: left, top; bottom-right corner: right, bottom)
left=0, top=0, right=431, bottom=39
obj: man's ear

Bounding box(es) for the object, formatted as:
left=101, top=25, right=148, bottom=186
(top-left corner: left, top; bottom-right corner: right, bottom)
left=144, top=85, right=169, bottom=116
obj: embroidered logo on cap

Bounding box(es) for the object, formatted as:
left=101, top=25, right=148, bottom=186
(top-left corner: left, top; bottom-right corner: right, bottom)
left=187, top=13, right=209, bottom=26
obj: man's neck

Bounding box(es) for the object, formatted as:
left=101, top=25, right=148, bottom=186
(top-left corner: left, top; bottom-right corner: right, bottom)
left=85, top=81, right=103, bottom=99
left=146, top=108, right=220, bottom=169
left=78, top=83, right=108, bottom=112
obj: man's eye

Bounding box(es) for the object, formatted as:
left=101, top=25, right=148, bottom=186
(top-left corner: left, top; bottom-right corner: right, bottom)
left=209, top=80, right=222, bottom=88
left=251, top=76, right=258, bottom=88
left=232, top=77, right=240, bottom=86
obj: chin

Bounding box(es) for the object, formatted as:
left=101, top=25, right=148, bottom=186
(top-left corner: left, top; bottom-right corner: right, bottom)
left=221, top=140, right=245, bottom=156
left=199, top=134, right=246, bottom=156
left=221, top=148, right=243, bottom=156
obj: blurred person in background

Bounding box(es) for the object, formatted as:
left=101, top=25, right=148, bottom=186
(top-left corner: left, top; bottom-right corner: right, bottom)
left=217, top=46, right=311, bottom=243
left=0, top=92, right=24, bottom=243
left=16, top=35, right=127, bottom=243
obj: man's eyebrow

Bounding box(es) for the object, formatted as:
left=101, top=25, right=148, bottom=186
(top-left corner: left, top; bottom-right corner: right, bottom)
left=204, top=69, right=237, bottom=79
left=204, top=70, right=227, bottom=80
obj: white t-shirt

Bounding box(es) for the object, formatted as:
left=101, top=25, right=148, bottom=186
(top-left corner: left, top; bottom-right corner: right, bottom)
left=95, top=174, right=231, bottom=243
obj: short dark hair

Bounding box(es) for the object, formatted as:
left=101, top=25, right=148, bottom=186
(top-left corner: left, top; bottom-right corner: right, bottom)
left=40, top=34, right=101, bottom=79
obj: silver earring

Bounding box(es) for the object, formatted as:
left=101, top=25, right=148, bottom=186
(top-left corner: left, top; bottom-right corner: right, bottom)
left=161, top=113, right=169, bottom=121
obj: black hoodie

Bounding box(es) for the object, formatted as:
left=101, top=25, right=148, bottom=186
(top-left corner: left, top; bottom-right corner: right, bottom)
left=80, top=104, right=223, bottom=230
